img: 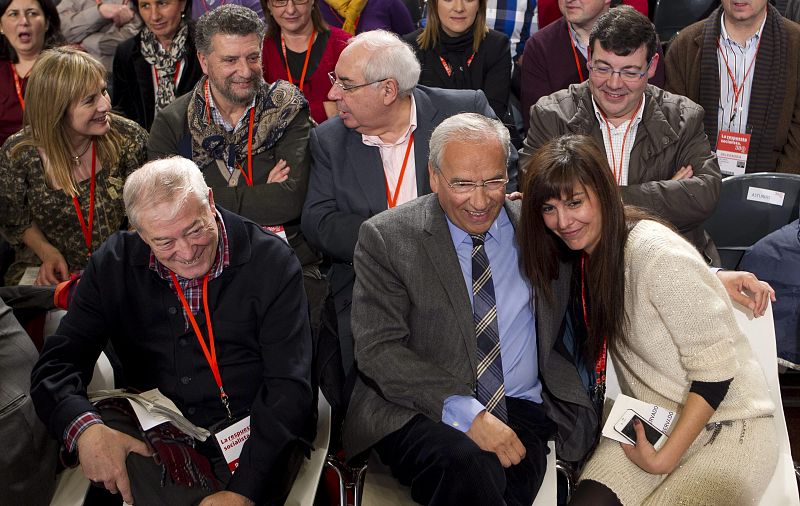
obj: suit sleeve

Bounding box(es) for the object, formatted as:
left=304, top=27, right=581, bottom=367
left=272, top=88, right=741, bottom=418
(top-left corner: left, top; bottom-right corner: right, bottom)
left=663, top=35, right=691, bottom=98
left=301, top=128, right=367, bottom=262
left=351, top=220, right=475, bottom=421
left=519, top=98, right=567, bottom=175
left=147, top=106, right=184, bottom=160
left=620, top=106, right=721, bottom=231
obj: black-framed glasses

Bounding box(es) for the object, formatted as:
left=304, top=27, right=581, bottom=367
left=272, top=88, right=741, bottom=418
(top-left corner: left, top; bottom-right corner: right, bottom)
left=327, top=71, right=386, bottom=92
left=587, top=56, right=654, bottom=82
left=440, top=174, right=509, bottom=194
left=269, top=0, right=309, bottom=7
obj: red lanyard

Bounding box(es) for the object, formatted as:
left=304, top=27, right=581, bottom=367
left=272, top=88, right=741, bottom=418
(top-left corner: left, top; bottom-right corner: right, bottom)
left=204, top=80, right=255, bottom=186
left=10, top=62, right=25, bottom=110
left=580, top=254, right=607, bottom=390
left=598, top=95, right=642, bottom=185
left=568, top=32, right=585, bottom=82
left=281, top=30, right=316, bottom=92
left=439, top=53, right=476, bottom=77
left=153, top=60, right=182, bottom=87
left=384, top=133, right=414, bottom=208
left=717, top=38, right=761, bottom=123
left=170, top=272, right=233, bottom=419
left=71, top=142, right=96, bottom=257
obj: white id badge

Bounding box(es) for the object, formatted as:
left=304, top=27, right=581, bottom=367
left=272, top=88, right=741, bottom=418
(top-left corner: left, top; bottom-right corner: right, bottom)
left=716, top=130, right=751, bottom=176
left=214, top=416, right=251, bottom=473
left=263, top=225, right=288, bottom=243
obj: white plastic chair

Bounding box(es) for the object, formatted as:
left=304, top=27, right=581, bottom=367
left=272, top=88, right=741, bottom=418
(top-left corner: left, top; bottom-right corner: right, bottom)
left=605, top=301, right=799, bottom=505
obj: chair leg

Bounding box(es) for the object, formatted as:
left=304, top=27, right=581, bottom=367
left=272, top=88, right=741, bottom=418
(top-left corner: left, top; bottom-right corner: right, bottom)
left=556, top=459, right=577, bottom=504
left=324, top=454, right=368, bottom=506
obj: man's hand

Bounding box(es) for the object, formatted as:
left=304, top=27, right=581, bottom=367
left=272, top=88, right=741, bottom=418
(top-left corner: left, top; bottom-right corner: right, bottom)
left=716, top=270, right=776, bottom=317
left=77, top=424, right=153, bottom=504
left=35, top=248, right=69, bottom=285
left=620, top=419, right=676, bottom=475
left=98, top=3, right=134, bottom=27
left=506, top=191, right=523, bottom=201
left=670, top=165, right=693, bottom=181
left=465, top=410, right=525, bottom=468
left=198, top=491, right=255, bottom=506
left=267, top=159, right=291, bottom=183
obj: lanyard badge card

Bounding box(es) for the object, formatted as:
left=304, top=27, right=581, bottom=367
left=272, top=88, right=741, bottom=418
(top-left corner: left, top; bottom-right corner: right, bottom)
left=716, top=129, right=751, bottom=176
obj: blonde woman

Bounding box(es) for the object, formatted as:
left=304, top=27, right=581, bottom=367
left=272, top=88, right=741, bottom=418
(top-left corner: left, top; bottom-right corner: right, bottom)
left=0, top=47, right=147, bottom=285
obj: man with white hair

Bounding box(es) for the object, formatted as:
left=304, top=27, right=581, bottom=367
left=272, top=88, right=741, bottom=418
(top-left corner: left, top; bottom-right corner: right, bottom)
left=301, top=29, right=518, bottom=376
left=31, top=157, right=313, bottom=506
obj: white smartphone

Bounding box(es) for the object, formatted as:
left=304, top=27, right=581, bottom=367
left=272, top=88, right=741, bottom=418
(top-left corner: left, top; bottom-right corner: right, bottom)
left=614, top=409, right=668, bottom=450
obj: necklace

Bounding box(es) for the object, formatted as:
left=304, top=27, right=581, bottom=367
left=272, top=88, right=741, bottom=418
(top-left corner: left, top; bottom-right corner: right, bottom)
left=72, top=140, right=92, bottom=166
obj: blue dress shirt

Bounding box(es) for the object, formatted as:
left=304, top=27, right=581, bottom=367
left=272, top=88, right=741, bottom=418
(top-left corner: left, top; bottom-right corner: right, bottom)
left=441, top=208, right=542, bottom=432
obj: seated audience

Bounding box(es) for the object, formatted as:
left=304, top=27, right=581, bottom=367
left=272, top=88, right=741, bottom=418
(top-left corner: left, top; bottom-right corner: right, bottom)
left=301, top=29, right=517, bottom=375
left=30, top=156, right=314, bottom=506
left=0, top=47, right=147, bottom=286
left=319, top=0, right=415, bottom=35
left=520, top=134, right=777, bottom=505
left=740, top=219, right=800, bottom=369
left=522, top=6, right=721, bottom=264
left=665, top=0, right=800, bottom=174
left=521, top=0, right=664, bottom=132
left=344, top=113, right=595, bottom=505
left=191, top=0, right=265, bottom=21
left=0, top=0, right=62, bottom=145
left=57, top=0, right=141, bottom=71
left=112, top=0, right=203, bottom=130
left=404, top=0, right=514, bottom=134
left=0, top=294, right=58, bottom=505
left=261, top=0, right=351, bottom=124
left=148, top=5, right=326, bottom=328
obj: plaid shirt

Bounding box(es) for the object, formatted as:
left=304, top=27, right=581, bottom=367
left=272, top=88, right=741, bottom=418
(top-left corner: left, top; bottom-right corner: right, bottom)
left=63, top=209, right=231, bottom=451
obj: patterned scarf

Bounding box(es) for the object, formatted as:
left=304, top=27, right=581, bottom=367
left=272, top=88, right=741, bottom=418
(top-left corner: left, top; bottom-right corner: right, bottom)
left=324, top=0, right=368, bottom=34
left=140, top=22, right=189, bottom=112
left=186, top=77, right=306, bottom=171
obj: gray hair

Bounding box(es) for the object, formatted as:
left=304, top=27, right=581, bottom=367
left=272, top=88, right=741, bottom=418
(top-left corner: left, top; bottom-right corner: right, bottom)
left=346, top=30, right=420, bottom=97
left=194, top=4, right=265, bottom=54
left=124, top=157, right=210, bottom=230
left=429, top=113, right=510, bottom=173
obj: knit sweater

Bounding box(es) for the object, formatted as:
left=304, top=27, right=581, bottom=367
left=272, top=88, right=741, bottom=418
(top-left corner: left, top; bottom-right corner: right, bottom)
left=615, top=220, right=774, bottom=423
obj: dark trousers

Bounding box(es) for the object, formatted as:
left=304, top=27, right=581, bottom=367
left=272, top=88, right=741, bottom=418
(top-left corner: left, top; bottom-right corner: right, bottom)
left=374, top=397, right=555, bottom=506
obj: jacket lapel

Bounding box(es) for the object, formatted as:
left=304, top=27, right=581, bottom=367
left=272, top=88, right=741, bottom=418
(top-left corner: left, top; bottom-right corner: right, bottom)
left=413, top=88, right=439, bottom=196
left=346, top=133, right=388, bottom=216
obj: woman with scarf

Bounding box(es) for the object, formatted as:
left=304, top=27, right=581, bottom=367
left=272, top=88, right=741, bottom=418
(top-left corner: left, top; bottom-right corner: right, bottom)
left=320, top=0, right=414, bottom=35
left=403, top=0, right=514, bottom=142
left=0, top=0, right=63, bottom=145
left=261, top=0, right=350, bottom=124
left=0, top=48, right=147, bottom=285
left=112, top=0, right=202, bottom=130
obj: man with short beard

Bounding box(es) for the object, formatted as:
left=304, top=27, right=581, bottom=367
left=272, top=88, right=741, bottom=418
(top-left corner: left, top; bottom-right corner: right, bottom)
left=148, top=4, right=326, bottom=333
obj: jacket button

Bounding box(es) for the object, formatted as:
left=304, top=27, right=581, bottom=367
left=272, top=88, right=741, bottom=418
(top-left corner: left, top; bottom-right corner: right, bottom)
left=662, top=136, right=669, bottom=145
left=168, top=307, right=177, bottom=315
left=178, top=338, right=187, bottom=347
left=187, top=407, right=196, bottom=415
left=181, top=376, right=191, bottom=384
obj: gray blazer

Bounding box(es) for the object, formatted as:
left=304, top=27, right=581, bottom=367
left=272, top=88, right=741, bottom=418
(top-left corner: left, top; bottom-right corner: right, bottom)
left=302, top=85, right=519, bottom=370
left=343, top=194, right=597, bottom=463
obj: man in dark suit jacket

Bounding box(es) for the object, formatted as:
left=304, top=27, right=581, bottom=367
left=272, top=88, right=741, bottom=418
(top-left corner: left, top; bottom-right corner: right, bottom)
left=301, top=29, right=519, bottom=375
left=343, top=113, right=596, bottom=505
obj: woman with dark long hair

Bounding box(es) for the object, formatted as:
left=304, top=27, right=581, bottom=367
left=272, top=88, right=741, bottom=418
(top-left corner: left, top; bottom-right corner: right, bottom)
left=519, top=134, right=778, bottom=505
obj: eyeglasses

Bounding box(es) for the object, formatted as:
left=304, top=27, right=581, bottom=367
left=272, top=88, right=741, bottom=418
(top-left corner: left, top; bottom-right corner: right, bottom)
left=269, top=0, right=309, bottom=6
left=327, top=71, right=386, bottom=92
left=439, top=174, right=509, bottom=194
left=587, top=56, right=654, bottom=82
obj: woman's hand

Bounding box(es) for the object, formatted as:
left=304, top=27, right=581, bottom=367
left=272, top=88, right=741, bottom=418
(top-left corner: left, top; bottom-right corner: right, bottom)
left=620, top=420, right=677, bottom=475
left=36, top=247, right=70, bottom=285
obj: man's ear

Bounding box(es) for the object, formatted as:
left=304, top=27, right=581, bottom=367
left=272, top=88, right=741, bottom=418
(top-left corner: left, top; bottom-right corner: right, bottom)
left=198, top=50, right=209, bottom=75
left=383, top=78, right=400, bottom=106
left=207, top=188, right=215, bottom=209
left=647, top=52, right=660, bottom=80
left=428, top=163, right=439, bottom=193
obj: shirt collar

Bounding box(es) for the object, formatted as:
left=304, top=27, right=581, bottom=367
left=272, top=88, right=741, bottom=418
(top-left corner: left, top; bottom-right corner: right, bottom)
left=206, top=82, right=258, bottom=133
left=592, top=92, right=647, bottom=129
left=149, top=208, right=231, bottom=284
left=361, top=94, right=418, bottom=148
left=720, top=11, right=767, bottom=50
left=446, top=206, right=509, bottom=251
left=568, top=22, right=589, bottom=59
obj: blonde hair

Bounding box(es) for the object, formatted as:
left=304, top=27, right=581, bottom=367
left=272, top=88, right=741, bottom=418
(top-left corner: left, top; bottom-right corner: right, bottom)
left=417, top=0, right=489, bottom=53
left=12, top=47, right=123, bottom=197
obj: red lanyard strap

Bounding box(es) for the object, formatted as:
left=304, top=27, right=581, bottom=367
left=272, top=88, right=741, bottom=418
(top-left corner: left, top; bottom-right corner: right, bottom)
left=281, top=30, right=316, bottom=92
left=717, top=38, right=761, bottom=123
left=598, top=95, right=642, bottom=185
left=384, top=133, right=414, bottom=209
left=580, top=254, right=607, bottom=389
left=170, top=273, right=233, bottom=419
left=10, top=63, right=25, bottom=110
left=568, top=32, right=584, bottom=82
left=205, top=80, right=255, bottom=186
left=71, top=142, right=96, bottom=257
left=153, top=60, right=182, bottom=87
left=438, top=52, right=476, bottom=77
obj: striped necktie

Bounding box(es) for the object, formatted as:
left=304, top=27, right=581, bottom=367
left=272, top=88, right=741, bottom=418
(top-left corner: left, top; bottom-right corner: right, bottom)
left=470, top=233, right=507, bottom=422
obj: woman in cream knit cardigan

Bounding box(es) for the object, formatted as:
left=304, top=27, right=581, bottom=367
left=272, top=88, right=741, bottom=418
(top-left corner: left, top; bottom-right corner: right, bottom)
left=519, top=135, right=778, bottom=505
